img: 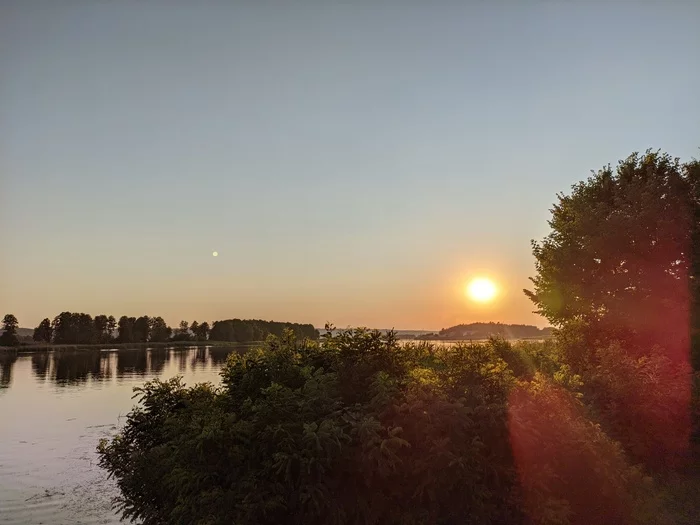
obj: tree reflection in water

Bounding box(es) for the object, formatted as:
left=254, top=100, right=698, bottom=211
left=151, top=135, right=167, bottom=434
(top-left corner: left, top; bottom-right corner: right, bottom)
left=0, top=353, right=18, bottom=388
left=11, top=346, right=248, bottom=386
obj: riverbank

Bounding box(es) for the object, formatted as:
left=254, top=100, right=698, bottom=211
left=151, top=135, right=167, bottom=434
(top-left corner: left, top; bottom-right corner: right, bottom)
left=0, top=340, right=259, bottom=353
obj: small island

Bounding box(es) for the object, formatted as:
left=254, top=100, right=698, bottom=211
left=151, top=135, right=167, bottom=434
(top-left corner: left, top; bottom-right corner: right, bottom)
left=416, top=322, right=553, bottom=341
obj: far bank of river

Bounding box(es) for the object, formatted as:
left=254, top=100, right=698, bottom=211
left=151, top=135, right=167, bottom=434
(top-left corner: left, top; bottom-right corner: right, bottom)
left=1, top=337, right=553, bottom=354
left=0, top=340, right=262, bottom=353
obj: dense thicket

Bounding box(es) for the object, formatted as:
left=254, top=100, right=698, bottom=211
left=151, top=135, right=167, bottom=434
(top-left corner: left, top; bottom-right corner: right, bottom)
left=98, top=329, right=674, bottom=525
left=209, top=318, right=319, bottom=343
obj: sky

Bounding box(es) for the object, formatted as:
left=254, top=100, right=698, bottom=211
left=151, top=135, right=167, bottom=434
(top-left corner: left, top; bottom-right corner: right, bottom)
left=1, top=1, right=699, bottom=331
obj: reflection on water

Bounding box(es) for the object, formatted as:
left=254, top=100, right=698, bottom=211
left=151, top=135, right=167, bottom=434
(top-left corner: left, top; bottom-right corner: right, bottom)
left=0, top=353, right=18, bottom=388
left=2, top=346, right=246, bottom=387
left=0, top=346, right=247, bottom=525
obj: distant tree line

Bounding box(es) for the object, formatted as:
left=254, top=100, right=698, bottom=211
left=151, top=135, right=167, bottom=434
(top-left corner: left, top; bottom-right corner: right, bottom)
left=209, top=318, right=319, bottom=343
left=422, top=322, right=554, bottom=340
left=0, top=312, right=318, bottom=346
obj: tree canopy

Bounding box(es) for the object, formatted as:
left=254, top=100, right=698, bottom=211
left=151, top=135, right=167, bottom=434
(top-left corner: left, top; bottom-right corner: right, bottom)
left=7, top=312, right=319, bottom=347
left=0, top=314, right=20, bottom=347
left=209, top=318, right=318, bottom=343
left=525, top=150, right=700, bottom=368
left=32, top=318, right=53, bottom=343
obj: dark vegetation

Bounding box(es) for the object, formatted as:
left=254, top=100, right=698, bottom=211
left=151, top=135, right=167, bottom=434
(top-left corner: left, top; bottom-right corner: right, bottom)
left=0, top=314, right=20, bottom=347
left=96, top=150, right=700, bottom=524
left=0, top=312, right=319, bottom=349
left=418, top=322, right=553, bottom=340
left=209, top=318, right=318, bottom=342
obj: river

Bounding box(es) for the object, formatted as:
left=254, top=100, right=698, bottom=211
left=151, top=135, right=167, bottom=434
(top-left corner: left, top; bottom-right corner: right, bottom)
left=0, top=346, right=244, bottom=524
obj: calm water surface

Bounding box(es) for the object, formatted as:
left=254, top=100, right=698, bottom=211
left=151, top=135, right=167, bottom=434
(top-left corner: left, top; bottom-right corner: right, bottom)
left=0, top=347, right=243, bottom=524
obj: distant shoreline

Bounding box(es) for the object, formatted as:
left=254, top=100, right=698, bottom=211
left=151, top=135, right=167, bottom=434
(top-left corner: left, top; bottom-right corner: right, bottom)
left=413, top=335, right=553, bottom=342
left=0, top=340, right=259, bottom=353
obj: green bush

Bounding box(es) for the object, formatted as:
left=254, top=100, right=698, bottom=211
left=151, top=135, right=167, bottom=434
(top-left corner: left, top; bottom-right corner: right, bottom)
left=583, top=343, right=692, bottom=467
left=98, top=329, right=666, bottom=525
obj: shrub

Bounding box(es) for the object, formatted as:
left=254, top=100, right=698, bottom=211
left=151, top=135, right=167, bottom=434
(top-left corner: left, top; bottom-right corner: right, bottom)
left=508, top=375, right=669, bottom=525
left=584, top=343, right=692, bottom=467
left=98, top=329, right=667, bottom=525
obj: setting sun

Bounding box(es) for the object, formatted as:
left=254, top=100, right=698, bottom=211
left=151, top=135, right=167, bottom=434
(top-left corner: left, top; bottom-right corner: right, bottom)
left=466, top=277, right=498, bottom=303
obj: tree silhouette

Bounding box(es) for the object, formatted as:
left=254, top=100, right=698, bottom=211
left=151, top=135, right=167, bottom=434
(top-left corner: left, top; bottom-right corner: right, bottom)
left=133, top=316, right=151, bottom=343
left=525, top=151, right=699, bottom=368
left=117, top=316, right=135, bottom=343
left=0, top=314, right=20, bottom=346
left=33, top=318, right=53, bottom=343
left=198, top=321, right=210, bottom=341
left=172, top=320, right=191, bottom=341
left=106, top=315, right=117, bottom=341
left=149, top=317, right=171, bottom=342
left=94, top=315, right=111, bottom=343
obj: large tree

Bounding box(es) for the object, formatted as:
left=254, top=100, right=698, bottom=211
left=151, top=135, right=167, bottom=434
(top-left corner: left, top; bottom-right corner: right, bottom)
left=117, top=316, right=135, bottom=343
left=77, top=313, right=96, bottom=344
left=0, top=314, right=20, bottom=347
left=33, top=318, right=53, bottom=343
left=525, top=151, right=699, bottom=368
left=149, top=317, right=171, bottom=342
left=133, top=316, right=151, bottom=343
left=106, top=315, right=117, bottom=341
left=52, top=312, right=78, bottom=344
left=172, top=320, right=191, bottom=341
left=94, top=315, right=111, bottom=343
left=197, top=321, right=210, bottom=341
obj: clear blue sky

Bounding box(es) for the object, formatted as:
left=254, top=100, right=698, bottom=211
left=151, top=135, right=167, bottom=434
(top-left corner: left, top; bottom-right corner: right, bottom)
left=1, top=1, right=698, bottom=330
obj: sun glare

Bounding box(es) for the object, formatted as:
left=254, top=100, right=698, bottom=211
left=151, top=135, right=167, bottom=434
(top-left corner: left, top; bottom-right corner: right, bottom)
left=466, top=277, right=497, bottom=303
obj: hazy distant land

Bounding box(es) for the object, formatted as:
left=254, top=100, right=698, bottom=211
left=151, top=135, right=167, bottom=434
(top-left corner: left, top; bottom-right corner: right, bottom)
left=3, top=322, right=551, bottom=350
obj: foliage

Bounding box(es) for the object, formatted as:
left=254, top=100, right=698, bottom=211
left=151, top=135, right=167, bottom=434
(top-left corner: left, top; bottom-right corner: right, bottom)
left=11, top=311, right=317, bottom=347
left=172, top=320, right=191, bottom=341
left=133, top=316, right=151, bottom=343
left=190, top=320, right=210, bottom=341
left=0, top=314, right=20, bottom=347
left=117, top=316, right=136, bottom=343
left=209, top=318, right=319, bottom=343
left=32, top=318, right=53, bottom=343
left=51, top=311, right=96, bottom=344
left=525, top=150, right=699, bottom=365
left=93, top=314, right=114, bottom=343
left=694, top=372, right=700, bottom=444
left=149, top=316, right=172, bottom=342
left=99, top=329, right=660, bottom=525
left=428, top=322, right=553, bottom=341
left=581, top=343, right=693, bottom=467
left=198, top=321, right=210, bottom=340
left=509, top=375, right=670, bottom=525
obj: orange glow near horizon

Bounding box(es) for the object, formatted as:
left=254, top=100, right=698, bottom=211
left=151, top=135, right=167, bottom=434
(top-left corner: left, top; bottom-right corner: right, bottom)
left=466, top=277, right=498, bottom=303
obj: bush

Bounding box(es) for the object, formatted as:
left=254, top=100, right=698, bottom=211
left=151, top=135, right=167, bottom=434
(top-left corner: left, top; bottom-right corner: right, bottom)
left=98, top=329, right=666, bottom=525
left=508, top=375, right=669, bottom=525
left=584, top=343, right=692, bottom=467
